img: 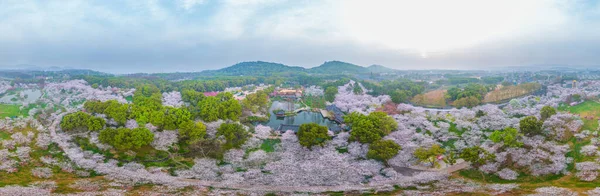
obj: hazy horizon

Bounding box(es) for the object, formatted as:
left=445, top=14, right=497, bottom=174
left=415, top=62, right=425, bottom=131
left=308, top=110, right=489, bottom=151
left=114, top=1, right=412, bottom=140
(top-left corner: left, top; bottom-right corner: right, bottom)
left=2, top=0, right=600, bottom=73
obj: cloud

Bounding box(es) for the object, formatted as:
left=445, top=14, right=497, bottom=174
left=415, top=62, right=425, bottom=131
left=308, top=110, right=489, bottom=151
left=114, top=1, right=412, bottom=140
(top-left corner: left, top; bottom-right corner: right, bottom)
left=179, top=0, right=205, bottom=11
left=0, top=0, right=599, bottom=73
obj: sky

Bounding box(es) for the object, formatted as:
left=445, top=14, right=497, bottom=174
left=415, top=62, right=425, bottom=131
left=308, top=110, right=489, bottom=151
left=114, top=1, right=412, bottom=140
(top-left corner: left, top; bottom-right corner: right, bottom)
left=1, top=0, right=599, bottom=73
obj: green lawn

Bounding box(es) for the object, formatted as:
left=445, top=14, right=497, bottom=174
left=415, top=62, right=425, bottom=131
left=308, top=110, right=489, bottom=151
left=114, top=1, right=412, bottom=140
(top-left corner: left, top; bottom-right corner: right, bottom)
left=559, top=101, right=600, bottom=131
left=260, top=139, right=281, bottom=152
left=0, top=131, right=10, bottom=140
left=0, top=104, right=22, bottom=118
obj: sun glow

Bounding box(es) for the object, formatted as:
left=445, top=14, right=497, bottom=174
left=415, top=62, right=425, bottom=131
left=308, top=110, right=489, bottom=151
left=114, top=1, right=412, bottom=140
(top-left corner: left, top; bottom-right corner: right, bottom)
left=338, top=0, right=565, bottom=54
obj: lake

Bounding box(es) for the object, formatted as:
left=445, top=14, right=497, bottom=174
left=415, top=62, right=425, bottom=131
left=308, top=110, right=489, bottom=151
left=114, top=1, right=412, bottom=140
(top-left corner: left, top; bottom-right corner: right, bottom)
left=260, top=101, right=342, bottom=131
left=0, top=89, right=42, bottom=104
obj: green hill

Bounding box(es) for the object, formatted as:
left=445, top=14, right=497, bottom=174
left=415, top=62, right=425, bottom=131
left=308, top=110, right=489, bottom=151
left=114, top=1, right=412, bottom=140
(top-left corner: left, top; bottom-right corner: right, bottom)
left=203, top=61, right=305, bottom=76
left=308, top=61, right=369, bottom=74
left=367, top=64, right=396, bottom=73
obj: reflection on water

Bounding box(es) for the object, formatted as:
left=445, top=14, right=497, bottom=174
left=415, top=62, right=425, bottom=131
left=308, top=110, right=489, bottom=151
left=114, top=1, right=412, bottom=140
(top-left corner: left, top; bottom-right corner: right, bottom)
left=260, top=101, right=341, bottom=131
left=0, top=89, right=42, bottom=104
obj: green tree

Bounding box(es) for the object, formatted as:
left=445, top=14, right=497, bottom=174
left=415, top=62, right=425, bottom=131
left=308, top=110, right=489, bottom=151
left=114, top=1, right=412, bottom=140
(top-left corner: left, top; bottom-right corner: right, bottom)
left=216, top=123, right=250, bottom=149
left=149, top=109, right=166, bottom=127
left=390, top=89, right=410, bottom=104
left=460, top=146, right=496, bottom=181
left=99, top=127, right=154, bottom=150
left=367, top=140, right=401, bottom=163
left=520, top=116, right=543, bottom=136
left=242, top=90, right=269, bottom=113
left=297, top=123, right=330, bottom=149
left=475, top=110, right=486, bottom=118
left=181, top=89, right=206, bottom=107
left=444, top=151, right=459, bottom=166
left=414, top=144, right=446, bottom=168
left=540, top=105, right=557, bottom=121
left=220, top=98, right=242, bottom=121
left=86, top=117, right=106, bottom=131
left=104, top=102, right=129, bottom=125
left=179, top=121, right=207, bottom=144
left=346, top=111, right=398, bottom=144
left=61, top=112, right=103, bottom=132
left=324, top=86, right=338, bottom=102
left=368, top=111, right=398, bottom=135
left=199, top=96, right=219, bottom=122
left=489, top=127, right=523, bottom=147
left=453, top=96, right=480, bottom=108
left=163, top=107, right=192, bottom=130
left=353, top=84, right=363, bottom=95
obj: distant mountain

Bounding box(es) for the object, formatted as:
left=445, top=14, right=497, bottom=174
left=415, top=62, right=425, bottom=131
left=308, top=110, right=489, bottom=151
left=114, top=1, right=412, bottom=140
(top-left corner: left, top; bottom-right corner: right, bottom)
left=367, top=64, right=397, bottom=73
left=203, top=61, right=305, bottom=76
left=308, top=61, right=369, bottom=74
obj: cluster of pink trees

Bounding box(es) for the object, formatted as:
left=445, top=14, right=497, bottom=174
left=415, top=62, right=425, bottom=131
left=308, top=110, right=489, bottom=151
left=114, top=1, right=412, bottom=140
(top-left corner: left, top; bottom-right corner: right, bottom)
left=162, top=91, right=183, bottom=107
left=576, top=161, right=600, bottom=181
left=151, top=130, right=178, bottom=151
left=0, top=81, right=11, bottom=95
left=8, top=78, right=600, bottom=193
left=31, top=167, right=53, bottom=179
left=43, top=80, right=131, bottom=108
left=334, top=81, right=390, bottom=114
left=304, top=85, right=324, bottom=97
left=484, top=136, right=570, bottom=176
left=543, top=113, right=583, bottom=141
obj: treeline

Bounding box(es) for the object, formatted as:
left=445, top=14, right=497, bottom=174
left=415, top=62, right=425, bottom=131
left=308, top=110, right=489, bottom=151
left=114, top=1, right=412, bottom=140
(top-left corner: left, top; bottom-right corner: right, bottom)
left=78, top=75, right=282, bottom=93
left=84, top=85, right=242, bottom=129
left=442, top=76, right=506, bottom=85
left=78, top=73, right=354, bottom=93
left=446, top=83, right=495, bottom=108
left=362, top=79, right=426, bottom=104
left=62, top=84, right=248, bottom=156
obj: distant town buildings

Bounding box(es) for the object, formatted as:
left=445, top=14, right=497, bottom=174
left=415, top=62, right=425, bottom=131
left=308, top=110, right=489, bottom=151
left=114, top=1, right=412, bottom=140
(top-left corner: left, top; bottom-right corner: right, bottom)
left=271, top=88, right=303, bottom=99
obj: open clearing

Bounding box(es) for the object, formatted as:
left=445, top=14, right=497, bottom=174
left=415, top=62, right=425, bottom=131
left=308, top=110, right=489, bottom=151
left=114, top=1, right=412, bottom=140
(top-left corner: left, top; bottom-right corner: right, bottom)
left=483, top=83, right=541, bottom=103
left=559, top=100, right=600, bottom=131
left=0, top=104, right=21, bottom=118
left=411, top=89, right=447, bottom=108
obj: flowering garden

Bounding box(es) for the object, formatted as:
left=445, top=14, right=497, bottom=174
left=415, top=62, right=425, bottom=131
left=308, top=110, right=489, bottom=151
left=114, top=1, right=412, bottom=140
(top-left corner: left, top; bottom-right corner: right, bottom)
left=1, top=78, right=600, bottom=195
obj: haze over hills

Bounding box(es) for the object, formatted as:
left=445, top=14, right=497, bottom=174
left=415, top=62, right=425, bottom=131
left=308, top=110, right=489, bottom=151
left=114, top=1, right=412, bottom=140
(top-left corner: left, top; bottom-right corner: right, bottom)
left=3, top=61, right=599, bottom=79
left=201, top=60, right=397, bottom=76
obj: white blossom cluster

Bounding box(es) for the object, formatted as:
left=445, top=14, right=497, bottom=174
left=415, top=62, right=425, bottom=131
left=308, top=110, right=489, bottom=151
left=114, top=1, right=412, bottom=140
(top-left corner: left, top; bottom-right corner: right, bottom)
left=575, top=161, right=600, bottom=181
left=162, top=91, right=183, bottom=107
left=304, top=85, right=324, bottom=97
left=43, top=80, right=129, bottom=107
left=0, top=81, right=11, bottom=95
left=253, top=124, right=273, bottom=139
left=581, top=145, right=599, bottom=157
left=528, top=186, right=578, bottom=196
left=496, top=168, right=519, bottom=180
left=334, top=81, right=390, bottom=114
left=543, top=113, right=583, bottom=141
left=31, top=167, right=53, bottom=179
left=151, top=130, right=179, bottom=151
left=0, top=186, right=52, bottom=195
left=489, top=136, right=570, bottom=176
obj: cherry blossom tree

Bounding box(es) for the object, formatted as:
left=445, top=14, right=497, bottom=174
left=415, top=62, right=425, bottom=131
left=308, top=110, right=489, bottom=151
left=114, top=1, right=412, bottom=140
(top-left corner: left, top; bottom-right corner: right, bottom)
left=162, top=91, right=183, bottom=107
left=496, top=168, right=518, bottom=180
left=31, top=167, right=53, bottom=179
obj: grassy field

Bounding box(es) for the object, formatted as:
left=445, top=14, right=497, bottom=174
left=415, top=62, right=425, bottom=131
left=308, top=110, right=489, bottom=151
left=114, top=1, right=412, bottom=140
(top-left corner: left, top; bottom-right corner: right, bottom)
left=411, top=89, right=447, bottom=108
left=559, top=100, right=600, bottom=131
left=483, top=83, right=541, bottom=103
left=260, top=139, right=281, bottom=152
left=0, top=104, right=22, bottom=118
left=0, top=103, right=46, bottom=118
